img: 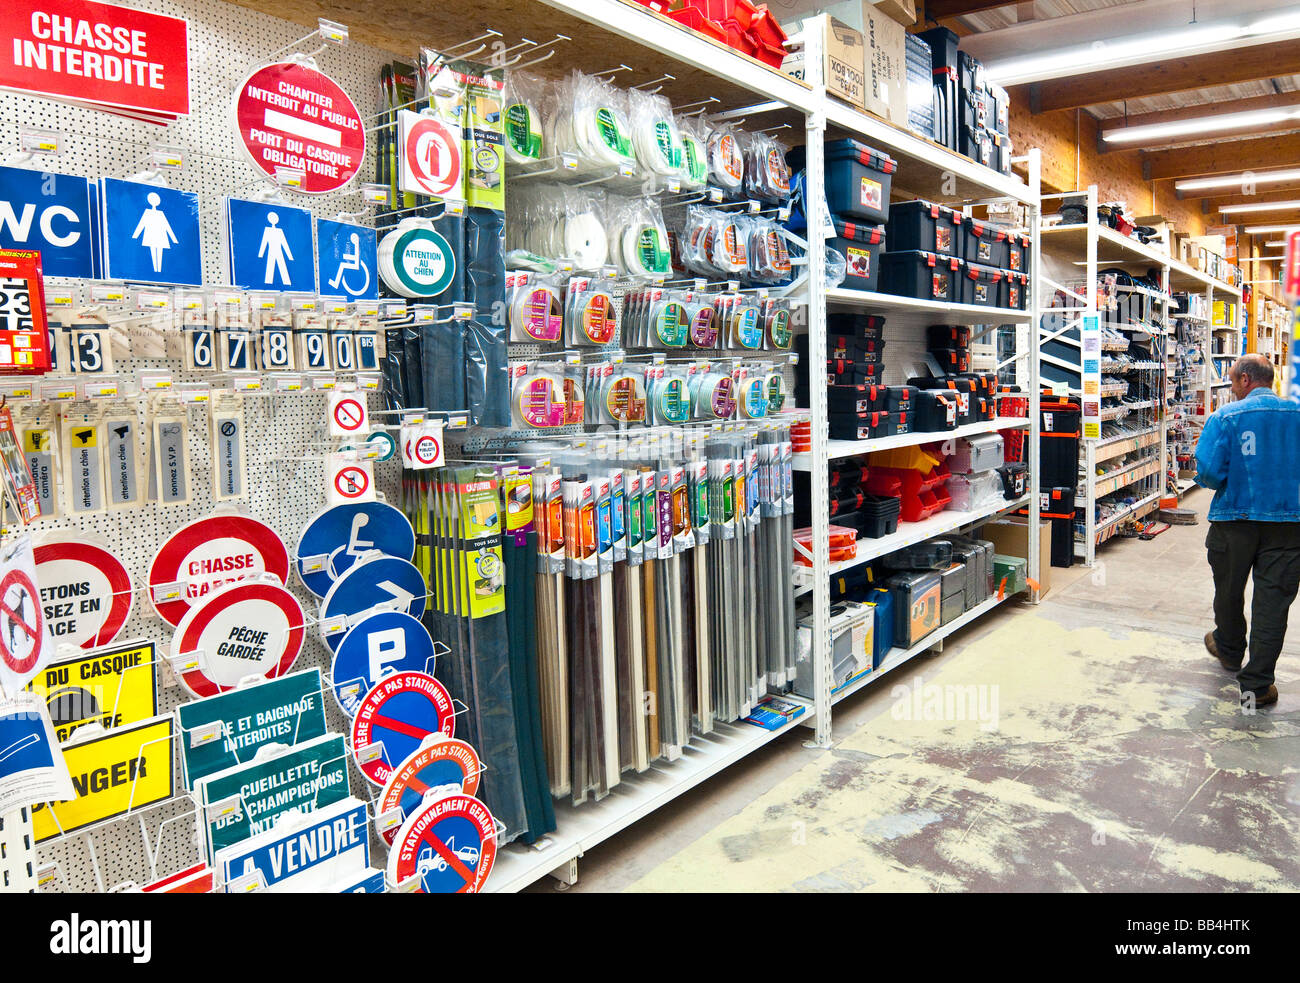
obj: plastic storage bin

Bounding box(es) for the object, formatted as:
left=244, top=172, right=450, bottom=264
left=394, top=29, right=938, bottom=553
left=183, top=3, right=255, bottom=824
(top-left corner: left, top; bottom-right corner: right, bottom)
left=880, top=250, right=961, bottom=303
left=885, top=385, right=914, bottom=414
left=930, top=347, right=972, bottom=374
left=829, top=216, right=886, bottom=292
left=857, top=495, right=902, bottom=539
left=960, top=261, right=1004, bottom=307
left=827, top=383, right=885, bottom=414
left=950, top=434, right=1004, bottom=473
left=947, top=469, right=1004, bottom=510
left=887, top=200, right=964, bottom=256
left=824, top=139, right=896, bottom=224
left=887, top=570, right=942, bottom=647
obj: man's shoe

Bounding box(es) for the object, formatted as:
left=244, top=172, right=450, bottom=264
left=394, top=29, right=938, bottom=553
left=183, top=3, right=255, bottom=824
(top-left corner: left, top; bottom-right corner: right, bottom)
left=1205, top=631, right=1242, bottom=672
left=1241, top=685, right=1279, bottom=709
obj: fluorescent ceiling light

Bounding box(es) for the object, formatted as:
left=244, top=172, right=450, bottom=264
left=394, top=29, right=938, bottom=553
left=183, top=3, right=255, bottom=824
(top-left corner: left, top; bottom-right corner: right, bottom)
left=985, top=25, right=1240, bottom=84
left=1266, top=240, right=1286, bottom=248
left=1177, top=168, right=1300, bottom=192
left=1103, top=107, right=1300, bottom=144
left=1243, top=225, right=1300, bottom=234
left=1220, top=200, right=1300, bottom=214
left=1238, top=255, right=1284, bottom=262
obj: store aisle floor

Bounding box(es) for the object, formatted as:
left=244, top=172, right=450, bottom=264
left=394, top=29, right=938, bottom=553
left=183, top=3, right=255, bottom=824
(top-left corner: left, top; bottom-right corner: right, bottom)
left=531, top=489, right=1300, bottom=892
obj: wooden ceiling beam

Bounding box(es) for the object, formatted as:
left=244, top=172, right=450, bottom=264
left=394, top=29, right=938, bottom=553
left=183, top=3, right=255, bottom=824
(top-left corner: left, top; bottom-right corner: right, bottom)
left=1142, top=132, right=1300, bottom=181
left=923, top=0, right=1019, bottom=19
left=1024, top=39, right=1300, bottom=114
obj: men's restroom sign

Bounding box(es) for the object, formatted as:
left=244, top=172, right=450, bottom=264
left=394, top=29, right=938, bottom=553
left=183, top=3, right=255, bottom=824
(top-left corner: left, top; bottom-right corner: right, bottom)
left=234, top=62, right=365, bottom=195
left=101, top=178, right=201, bottom=286
left=317, top=218, right=377, bottom=300
left=398, top=111, right=463, bottom=201
left=226, top=197, right=315, bottom=293
left=0, top=166, right=98, bottom=279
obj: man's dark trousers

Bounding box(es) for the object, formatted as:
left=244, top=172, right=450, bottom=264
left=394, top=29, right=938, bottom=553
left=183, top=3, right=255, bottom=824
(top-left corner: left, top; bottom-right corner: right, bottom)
left=1207, top=520, right=1300, bottom=694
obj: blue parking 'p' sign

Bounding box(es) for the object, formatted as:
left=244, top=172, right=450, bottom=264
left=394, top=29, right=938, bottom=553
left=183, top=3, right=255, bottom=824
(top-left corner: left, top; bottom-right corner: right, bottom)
left=101, top=178, right=203, bottom=286
left=227, top=197, right=315, bottom=293
left=0, top=166, right=99, bottom=279
left=317, top=218, right=378, bottom=301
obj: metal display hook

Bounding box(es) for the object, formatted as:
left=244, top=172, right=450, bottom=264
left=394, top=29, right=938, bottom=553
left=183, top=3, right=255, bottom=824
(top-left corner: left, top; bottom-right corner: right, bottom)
left=512, top=34, right=571, bottom=70
left=631, top=73, right=676, bottom=94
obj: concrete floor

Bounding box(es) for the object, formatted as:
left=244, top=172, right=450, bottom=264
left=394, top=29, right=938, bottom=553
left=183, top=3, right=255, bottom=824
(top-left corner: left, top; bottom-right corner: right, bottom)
left=528, top=488, right=1300, bottom=892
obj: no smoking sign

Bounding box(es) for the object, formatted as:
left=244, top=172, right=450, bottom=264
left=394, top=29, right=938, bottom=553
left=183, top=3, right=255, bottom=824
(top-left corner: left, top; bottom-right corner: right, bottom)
left=328, top=454, right=375, bottom=505
left=329, top=391, right=369, bottom=437
left=398, top=111, right=463, bottom=201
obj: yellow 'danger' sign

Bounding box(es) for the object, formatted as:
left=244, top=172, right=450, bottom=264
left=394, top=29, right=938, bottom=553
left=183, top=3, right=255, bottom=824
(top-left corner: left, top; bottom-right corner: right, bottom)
left=26, top=640, right=157, bottom=743
left=31, top=715, right=175, bottom=842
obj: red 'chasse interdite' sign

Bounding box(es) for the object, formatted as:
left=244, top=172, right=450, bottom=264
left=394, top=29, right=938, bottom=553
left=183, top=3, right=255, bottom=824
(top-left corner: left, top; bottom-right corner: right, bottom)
left=0, top=0, right=189, bottom=117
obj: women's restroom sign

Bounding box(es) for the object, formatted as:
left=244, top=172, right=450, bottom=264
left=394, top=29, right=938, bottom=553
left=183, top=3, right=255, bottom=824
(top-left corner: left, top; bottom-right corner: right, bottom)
left=234, top=62, right=365, bottom=195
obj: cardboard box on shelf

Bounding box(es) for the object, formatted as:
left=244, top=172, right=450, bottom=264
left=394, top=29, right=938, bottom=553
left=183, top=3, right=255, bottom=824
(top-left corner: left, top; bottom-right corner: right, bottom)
left=873, top=0, right=917, bottom=26
left=785, top=16, right=866, bottom=109
left=977, top=515, right=1052, bottom=598
left=863, top=4, right=908, bottom=124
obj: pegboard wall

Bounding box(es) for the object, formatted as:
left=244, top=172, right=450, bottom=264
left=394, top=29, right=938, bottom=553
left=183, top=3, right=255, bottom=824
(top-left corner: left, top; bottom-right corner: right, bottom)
left=0, top=0, right=417, bottom=892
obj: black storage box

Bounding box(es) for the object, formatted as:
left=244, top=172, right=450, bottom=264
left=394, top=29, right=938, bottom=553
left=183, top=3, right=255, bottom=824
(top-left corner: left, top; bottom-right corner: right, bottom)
left=887, top=570, right=941, bottom=646
left=885, top=385, right=914, bottom=414
left=963, top=217, right=1011, bottom=268
left=822, top=139, right=896, bottom=224
left=989, top=130, right=1013, bottom=176
left=827, top=383, right=885, bottom=415
left=880, top=250, right=961, bottom=303
left=913, top=375, right=976, bottom=425
left=1004, top=270, right=1029, bottom=311
left=829, top=334, right=886, bottom=362
left=1038, top=487, right=1075, bottom=518
left=917, top=26, right=959, bottom=71
left=960, top=261, right=1003, bottom=307
left=988, top=83, right=1010, bottom=135
left=885, top=538, right=954, bottom=571
left=828, top=361, right=883, bottom=386
left=931, top=347, right=972, bottom=373
left=829, top=216, right=886, bottom=292
left=887, top=200, right=964, bottom=257
left=857, top=495, right=902, bottom=539
left=915, top=389, right=959, bottom=431
left=1007, top=233, right=1031, bottom=276
left=877, top=409, right=911, bottom=437
left=928, top=324, right=971, bottom=348
left=828, top=312, right=886, bottom=339
left=960, top=125, right=994, bottom=168
left=997, top=462, right=1027, bottom=499
left=958, top=50, right=986, bottom=98
left=1039, top=398, right=1081, bottom=488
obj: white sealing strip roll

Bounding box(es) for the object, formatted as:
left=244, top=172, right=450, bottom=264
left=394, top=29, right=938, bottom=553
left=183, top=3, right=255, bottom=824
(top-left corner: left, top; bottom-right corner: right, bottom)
left=565, top=212, right=609, bottom=269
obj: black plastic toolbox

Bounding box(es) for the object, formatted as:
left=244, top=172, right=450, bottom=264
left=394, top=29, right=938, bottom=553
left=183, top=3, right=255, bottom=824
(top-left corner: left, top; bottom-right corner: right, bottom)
left=880, top=250, right=961, bottom=303
left=928, top=324, right=971, bottom=348
left=823, top=139, right=896, bottom=224
left=931, top=347, right=972, bottom=374
left=960, top=261, right=1003, bottom=307
left=917, top=26, right=959, bottom=71
left=1007, top=233, right=1031, bottom=276
left=1004, top=269, right=1029, bottom=311
left=829, top=216, right=886, bottom=292
left=960, top=125, right=994, bottom=168
left=997, top=462, right=1027, bottom=499
left=829, top=334, right=886, bottom=362
left=963, top=217, right=1011, bottom=268
left=827, top=311, right=886, bottom=339
left=915, top=389, right=959, bottom=431
left=885, top=385, right=914, bottom=414
left=827, top=383, right=885, bottom=414
left=887, top=200, right=964, bottom=257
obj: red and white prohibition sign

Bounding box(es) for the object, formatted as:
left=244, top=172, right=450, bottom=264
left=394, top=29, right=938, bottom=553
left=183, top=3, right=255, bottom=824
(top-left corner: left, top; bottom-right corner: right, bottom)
left=0, top=567, right=43, bottom=676
left=335, top=466, right=370, bottom=499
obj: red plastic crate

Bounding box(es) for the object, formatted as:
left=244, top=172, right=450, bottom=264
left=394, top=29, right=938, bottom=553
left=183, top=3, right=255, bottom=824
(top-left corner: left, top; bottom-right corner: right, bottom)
left=749, top=35, right=786, bottom=67
left=749, top=5, right=788, bottom=46
left=668, top=5, right=729, bottom=42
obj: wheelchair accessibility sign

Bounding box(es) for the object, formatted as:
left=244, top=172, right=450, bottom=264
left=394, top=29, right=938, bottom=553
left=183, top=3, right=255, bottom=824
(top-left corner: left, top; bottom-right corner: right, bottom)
left=317, top=218, right=378, bottom=301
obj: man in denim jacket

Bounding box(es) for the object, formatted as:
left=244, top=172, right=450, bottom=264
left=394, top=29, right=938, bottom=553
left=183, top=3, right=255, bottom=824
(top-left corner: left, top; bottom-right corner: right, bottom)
left=1196, top=354, right=1300, bottom=709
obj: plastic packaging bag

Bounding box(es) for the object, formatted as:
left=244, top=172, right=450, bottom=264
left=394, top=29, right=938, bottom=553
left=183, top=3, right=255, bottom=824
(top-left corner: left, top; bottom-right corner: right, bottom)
left=628, top=88, right=685, bottom=182
left=503, top=70, right=547, bottom=168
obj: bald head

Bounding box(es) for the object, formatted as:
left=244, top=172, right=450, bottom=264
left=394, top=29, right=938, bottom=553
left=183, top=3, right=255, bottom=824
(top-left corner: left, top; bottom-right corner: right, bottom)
left=1230, top=354, right=1273, bottom=399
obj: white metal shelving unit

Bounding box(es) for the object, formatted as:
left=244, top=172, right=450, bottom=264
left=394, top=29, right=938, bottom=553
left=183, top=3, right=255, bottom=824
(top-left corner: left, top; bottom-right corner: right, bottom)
left=1039, top=188, right=1175, bottom=564
left=493, top=8, right=1043, bottom=892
